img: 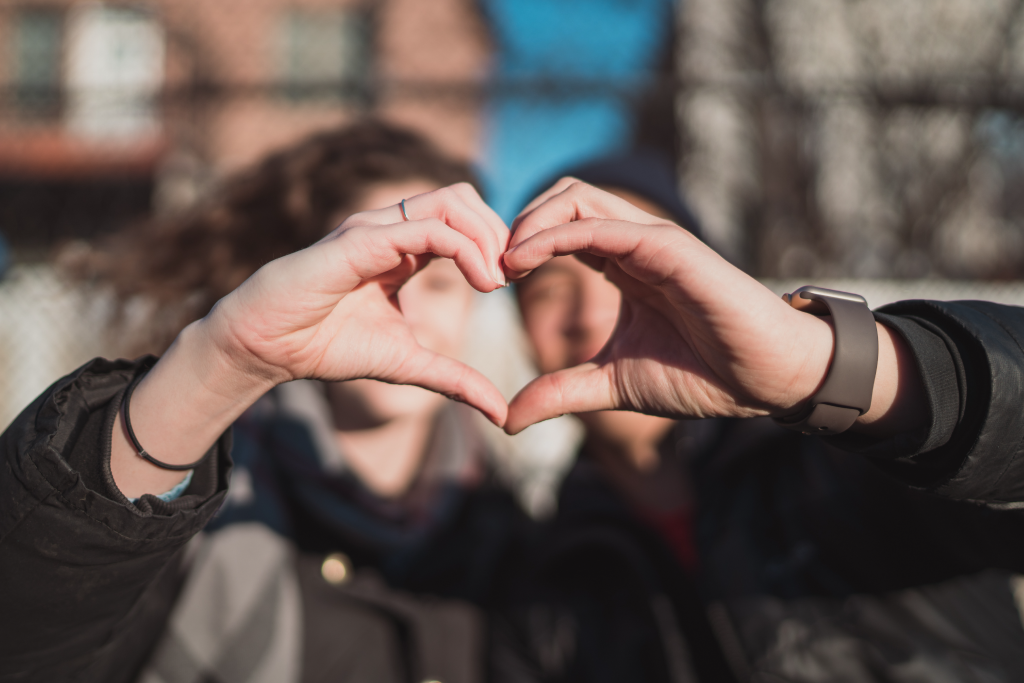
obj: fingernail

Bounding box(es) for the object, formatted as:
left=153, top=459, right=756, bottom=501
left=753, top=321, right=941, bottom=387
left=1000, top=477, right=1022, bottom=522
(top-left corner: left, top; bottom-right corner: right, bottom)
left=493, top=258, right=507, bottom=287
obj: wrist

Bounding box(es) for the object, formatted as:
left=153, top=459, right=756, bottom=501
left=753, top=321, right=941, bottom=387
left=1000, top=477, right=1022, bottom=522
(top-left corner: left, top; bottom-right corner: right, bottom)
left=773, top=310, right=835, bottom=417
left=773, top=314, right=926, bottom=437
left=851, top=322, right=927, bottom=435
left=191, top=313, right=285, bottom=396
left=111, top=318, right=276, bottom=499
left=198, top=303, right=294, bottom=388
left=771, top=287, right=880, bottom=434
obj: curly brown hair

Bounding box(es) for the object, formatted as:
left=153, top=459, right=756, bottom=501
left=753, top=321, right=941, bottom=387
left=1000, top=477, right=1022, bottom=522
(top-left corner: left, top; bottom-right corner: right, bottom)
left=68, top=119, right=477, bottom=354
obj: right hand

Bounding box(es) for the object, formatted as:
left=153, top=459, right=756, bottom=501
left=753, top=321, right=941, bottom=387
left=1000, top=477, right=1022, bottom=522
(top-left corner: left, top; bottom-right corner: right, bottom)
left=205, top=183, right=511, bottom=425
left=114, top=184, right=511, bottom=499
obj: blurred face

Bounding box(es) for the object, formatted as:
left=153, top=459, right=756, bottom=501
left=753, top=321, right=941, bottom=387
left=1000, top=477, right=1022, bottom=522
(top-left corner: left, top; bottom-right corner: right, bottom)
left=327, top=179, right=477, bottom=426
left=518, top=255, right=621, bottom=375
left=516, top=187, right=676, bottom=455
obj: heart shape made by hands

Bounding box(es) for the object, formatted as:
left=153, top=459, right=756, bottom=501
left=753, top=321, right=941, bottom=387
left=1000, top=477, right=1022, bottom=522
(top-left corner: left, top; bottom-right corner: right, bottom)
left=220, top=180, right=830, bottom=436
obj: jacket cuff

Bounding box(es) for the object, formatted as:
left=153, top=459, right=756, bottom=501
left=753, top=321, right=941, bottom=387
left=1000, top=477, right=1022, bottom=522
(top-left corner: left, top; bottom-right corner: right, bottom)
left=829, top=300, right=1024, bottom=503
left=95, top=357, right=224, bottom=516
left=2, top=356, right=230, bottom=543
left=129, top=470, right=195, bottom=504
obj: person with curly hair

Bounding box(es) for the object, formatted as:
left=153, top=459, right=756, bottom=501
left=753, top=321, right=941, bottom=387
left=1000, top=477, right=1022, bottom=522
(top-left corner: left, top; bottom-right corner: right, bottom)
left=25, top=120, right=535, bottom=683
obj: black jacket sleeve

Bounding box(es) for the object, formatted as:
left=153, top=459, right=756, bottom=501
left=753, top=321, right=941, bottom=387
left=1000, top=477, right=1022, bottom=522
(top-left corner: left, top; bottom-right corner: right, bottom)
left=827, top=300, right=1024, bottom=507
left=0, top=357, right=231, bottom=683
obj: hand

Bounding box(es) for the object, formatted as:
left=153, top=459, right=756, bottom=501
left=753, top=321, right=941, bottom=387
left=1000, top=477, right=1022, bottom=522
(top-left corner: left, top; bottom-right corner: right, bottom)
left=113, top=184, right=510, bottom=498
left=206, top=182, right=510, bottom=423
left=501, top=179, right=839, bottom=434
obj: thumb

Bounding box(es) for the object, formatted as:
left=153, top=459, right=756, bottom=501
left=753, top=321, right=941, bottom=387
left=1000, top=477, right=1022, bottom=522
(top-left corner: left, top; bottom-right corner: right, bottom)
left=504, top=362, right=614, bottom=434
left=395, top=346, right=509, bottom=427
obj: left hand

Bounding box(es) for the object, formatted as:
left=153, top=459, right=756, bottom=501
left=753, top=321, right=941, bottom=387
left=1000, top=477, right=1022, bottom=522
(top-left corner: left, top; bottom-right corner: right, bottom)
left=501, top=179, right=837, bottom=434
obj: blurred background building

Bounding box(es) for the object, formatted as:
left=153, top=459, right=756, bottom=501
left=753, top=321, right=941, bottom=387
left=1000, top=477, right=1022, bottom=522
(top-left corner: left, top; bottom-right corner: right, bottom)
left=0, top=0, right=491, bottom=254
left=2, top=0, right=1024, bottom=432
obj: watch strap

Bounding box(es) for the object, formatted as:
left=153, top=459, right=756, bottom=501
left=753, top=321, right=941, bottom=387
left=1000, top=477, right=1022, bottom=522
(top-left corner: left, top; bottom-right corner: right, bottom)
left=774, top=286, right=878, bottom=435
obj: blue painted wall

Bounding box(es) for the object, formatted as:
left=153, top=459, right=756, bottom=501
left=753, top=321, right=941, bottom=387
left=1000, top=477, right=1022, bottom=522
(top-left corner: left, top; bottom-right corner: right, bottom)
left=478, top=0, right=675, bottom=221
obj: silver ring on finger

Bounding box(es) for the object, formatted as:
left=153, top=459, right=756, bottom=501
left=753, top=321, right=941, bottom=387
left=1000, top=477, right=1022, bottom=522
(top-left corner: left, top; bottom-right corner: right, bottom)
left=399, top=198, right=411, bottom=222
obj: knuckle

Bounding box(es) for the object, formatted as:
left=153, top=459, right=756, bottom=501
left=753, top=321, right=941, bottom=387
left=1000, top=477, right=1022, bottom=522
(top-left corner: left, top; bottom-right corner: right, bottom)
left=334, top=215, right=362, bottom=234
left=563, top=177, right=588, bottom=192
left=341, top=223, right=371, bottom=244
left=439, top=185, right=460, bottom=204
left=424, top=216, right=447, bottom=232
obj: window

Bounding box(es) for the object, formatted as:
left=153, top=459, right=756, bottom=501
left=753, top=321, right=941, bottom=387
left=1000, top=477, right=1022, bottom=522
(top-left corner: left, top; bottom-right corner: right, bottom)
left=65, top=5, right=164, bottom=142
left=11, top=8, right=64, bottom=120
left=279, top=9, right=372, bottom=103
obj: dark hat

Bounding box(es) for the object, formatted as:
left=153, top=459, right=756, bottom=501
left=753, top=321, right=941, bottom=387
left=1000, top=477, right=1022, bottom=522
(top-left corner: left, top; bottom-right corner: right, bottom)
left=542, top=148, right=702, bottom=239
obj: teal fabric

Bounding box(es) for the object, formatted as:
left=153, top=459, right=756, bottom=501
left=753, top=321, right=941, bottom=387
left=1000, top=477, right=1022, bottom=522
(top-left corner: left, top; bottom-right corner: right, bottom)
left=129, top=469, right=194, bottom=504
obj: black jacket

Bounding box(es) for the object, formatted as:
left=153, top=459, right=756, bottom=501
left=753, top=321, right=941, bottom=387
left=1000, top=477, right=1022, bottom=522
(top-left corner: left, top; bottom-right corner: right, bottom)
left=4, top=300, right=1024, bottom=682
left=487, top=301, right=1024, bottom=682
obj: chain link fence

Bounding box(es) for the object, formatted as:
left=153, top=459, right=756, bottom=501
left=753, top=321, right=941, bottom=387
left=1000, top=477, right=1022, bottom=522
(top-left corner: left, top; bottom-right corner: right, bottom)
left=0, top=265, right=108, bottom=429
left=677, top=0, right=1024, bottom=278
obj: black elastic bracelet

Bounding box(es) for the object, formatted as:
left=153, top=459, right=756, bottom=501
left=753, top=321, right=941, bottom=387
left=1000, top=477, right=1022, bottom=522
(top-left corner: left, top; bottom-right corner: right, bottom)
left=121, top=370, right=209, bottom=471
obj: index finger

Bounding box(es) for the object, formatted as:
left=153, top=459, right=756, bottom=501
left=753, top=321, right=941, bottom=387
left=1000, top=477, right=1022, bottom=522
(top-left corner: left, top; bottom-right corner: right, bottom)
left=449, top=182, right=510, bottom=254
left=504, top=181, right=670, bottom=281
left=503, top=218, right=700, bottom=288
left=509, top=176, right=580, bottom=236
left=503, top=182, right=670, bottom=281
left=339, top=185, right=507, bottom=287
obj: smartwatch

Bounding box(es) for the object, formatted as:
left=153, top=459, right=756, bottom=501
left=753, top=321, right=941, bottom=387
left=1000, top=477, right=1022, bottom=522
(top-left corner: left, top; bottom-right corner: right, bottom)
left=773, top=286, right=879, bottom=435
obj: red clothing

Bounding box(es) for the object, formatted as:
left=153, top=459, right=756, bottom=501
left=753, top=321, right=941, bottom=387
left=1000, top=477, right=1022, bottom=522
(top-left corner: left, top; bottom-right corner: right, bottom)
left=636, top=505, right=698, bottom=573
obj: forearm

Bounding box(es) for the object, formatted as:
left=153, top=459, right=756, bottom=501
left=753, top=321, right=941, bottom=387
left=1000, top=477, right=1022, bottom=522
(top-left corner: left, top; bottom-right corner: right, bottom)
left=769, top=313, right=928, bottom=439
left=111, top=317, right=275, bottom=499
